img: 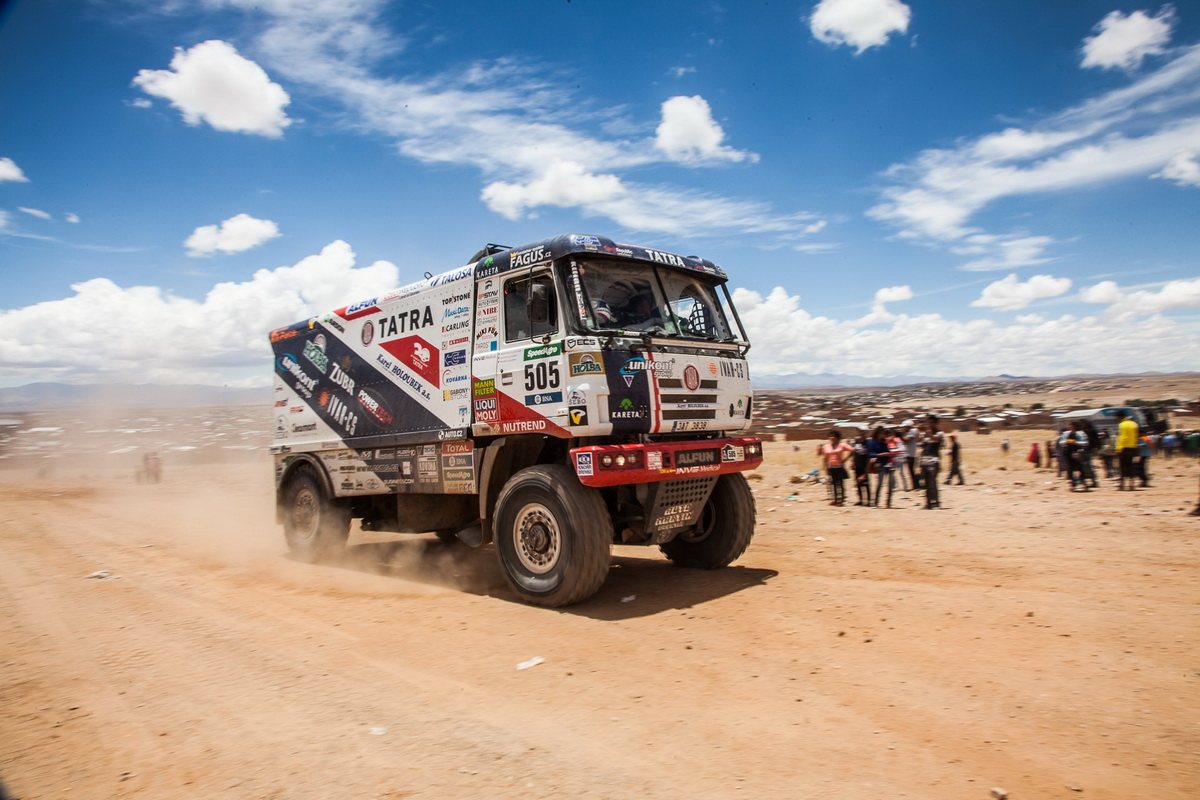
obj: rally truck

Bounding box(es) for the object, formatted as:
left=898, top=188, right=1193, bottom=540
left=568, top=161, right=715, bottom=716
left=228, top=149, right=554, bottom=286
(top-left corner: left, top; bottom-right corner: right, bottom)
left=269, top=233, right=763, bottom=606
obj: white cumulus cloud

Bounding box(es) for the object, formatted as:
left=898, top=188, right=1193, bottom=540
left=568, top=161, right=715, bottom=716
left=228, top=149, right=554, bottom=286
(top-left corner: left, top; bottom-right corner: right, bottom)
left=1081, top=277, right=1200, bottom=317
left=971, top=273, right=1073, bottom=311
left=481, top=161, right=624, bottom=220
left=133, top=40, right=293, bottom=137
left=1153, top=150, right=1200, bottom=187
left=809, top=0, right=911, bottom=54
left=65, top=212, right=81, bottom=224
left=185, top=213, right=281, bottom=257
left=1081, top=7, right=1175, bottom=71
left=18, top=207, right=51, bottom=220
left=0, top=241, right=399, bottom=385
left=0, top=157, right=29, bottom=183
left=734, top=285, right=1197, bottom=379
left=655, top=96, right=757, bottom=163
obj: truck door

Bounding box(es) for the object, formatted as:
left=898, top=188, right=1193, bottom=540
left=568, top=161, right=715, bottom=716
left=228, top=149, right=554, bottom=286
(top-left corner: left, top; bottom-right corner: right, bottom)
left=478, top=267, right=568, bottom=436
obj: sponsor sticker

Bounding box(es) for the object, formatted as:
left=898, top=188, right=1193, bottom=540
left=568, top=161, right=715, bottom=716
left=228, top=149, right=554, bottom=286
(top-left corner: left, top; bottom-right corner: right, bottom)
left=525, top=391, right=562, bottom=406
left=676, top=448, right=719, bottom=467
left=568, top=352, right=604, bottom=376
left=569, top=407, right=588, bottom=426
left=575, top=452, right=594, bottom=477
left=721, top=444, right=745, bottom=463
left=647, top=450, right=663, bottom=471
left=303, top=336, right=329, bottom=373
left=523, top=342, right=562, bottom=360
left=473, top=378, right=496, bottom=397
left=443, top=349, right=467, bottom=367
left=379, top=334, right=440, bottom=387
left=566, top=389, right=586, bottom=406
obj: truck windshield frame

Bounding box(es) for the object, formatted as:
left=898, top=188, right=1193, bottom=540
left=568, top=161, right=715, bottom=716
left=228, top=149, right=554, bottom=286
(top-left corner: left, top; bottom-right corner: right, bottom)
left=564, top=257, right=746, bottom=344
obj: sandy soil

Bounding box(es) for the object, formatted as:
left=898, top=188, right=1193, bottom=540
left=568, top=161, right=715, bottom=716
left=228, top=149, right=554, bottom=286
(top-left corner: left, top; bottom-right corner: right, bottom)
left=1, top=432, right=1198, bottom=799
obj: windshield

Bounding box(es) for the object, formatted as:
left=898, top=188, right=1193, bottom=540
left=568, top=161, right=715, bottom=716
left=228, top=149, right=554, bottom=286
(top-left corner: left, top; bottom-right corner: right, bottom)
left=571, top=258, right=737, bottom=341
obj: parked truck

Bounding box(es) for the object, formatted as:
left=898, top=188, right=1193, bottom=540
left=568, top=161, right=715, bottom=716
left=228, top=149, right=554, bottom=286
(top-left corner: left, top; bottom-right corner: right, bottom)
left=269, top=234, right=763, bottom=606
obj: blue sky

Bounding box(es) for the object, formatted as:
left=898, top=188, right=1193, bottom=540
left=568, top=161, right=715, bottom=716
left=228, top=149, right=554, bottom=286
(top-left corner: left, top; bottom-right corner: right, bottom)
left=1, top=0, right=1198, bottom=386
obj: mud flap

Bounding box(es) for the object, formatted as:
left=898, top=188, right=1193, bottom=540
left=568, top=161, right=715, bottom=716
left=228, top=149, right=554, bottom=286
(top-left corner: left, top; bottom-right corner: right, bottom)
left=638, top=476, right=718, bottom=544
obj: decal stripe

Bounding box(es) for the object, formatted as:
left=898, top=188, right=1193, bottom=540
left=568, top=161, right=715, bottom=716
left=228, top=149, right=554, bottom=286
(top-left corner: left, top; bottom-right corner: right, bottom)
left=648, top=351, right=663, bottom=434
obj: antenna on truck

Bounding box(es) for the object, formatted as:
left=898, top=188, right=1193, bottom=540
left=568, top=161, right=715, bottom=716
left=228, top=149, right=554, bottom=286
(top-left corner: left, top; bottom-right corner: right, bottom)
left=469, top=243, right=511, bottom=263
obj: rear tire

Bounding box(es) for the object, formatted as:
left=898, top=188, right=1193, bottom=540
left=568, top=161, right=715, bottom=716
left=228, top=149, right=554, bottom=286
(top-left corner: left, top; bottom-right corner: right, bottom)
left=660, top=472, right=755, bottom=569
left=494, top=465, right=612, bottom=607
left=282, top=466, right=351, bottom=562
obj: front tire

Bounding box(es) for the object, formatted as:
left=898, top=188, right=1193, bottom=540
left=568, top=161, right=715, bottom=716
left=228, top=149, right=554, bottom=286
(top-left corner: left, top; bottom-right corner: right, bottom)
left=494, top=465, right=612, bottom=607
left=282, top=466, right=351, bottom=562
left=660, top=472, right=756, bottom=569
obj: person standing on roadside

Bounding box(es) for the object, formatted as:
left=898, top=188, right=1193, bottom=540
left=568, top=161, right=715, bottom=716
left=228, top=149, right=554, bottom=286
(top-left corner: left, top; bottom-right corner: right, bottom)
left=1115, top=410, right=1140, bottom=491
left=818, top=430, right=854, bottom=506
left=919, top=416, right=945, bottom=509
left=1137, top=432, right=1153, bottom=487
left=1027, top=441, right=1041, bottom=469
left=945, top=432, right=965, bottom=485
left=852, top=433, right=873, bottom=506
left=888, top=429, right=910, bottom=491
left=869, top=427, right=896, bottom=507
left=1064, top=420, right=1091, bottom=491
left=905, top=425, right=922, bottom=490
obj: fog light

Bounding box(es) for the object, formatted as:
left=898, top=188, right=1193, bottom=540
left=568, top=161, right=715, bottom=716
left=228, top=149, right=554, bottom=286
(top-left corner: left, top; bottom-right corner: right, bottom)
left=615, top=455, right=627, bottom=467
left=601, top=455, right=613, bottom=467
left=627, top=453, right=639, bottom=465
left=746, top=443, right=760, bottom=456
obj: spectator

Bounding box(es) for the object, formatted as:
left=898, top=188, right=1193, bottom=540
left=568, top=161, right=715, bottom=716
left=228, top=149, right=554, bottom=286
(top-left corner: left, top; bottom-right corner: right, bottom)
left=888, top=429, right=910, bottom=491
left=1080, top=419, right=1100, bottom=489
left=945, top=433, right=964, bottom=485
left=1137, top=433, right=1153, bottom=488
left=905, top=426, right=922, bottom=489
left=919, top=416, right=945, bottom=509
left=1064, top=421, right=1091, bottom=492
left=1162, top=431, right=1178, bottom=459
left=818, top=431, right=854, bottom=506
left=1001, top=438, right=1010, bottom=456
left=1026, top=441, right=1041, bottom=469
left=870, top=427, right=896, bottom=508
left=1115, top=410, right=1140, bottom=491
left=852, top=434, right=873, bottom=507
left=1099, top=431, right=1116, bottom=479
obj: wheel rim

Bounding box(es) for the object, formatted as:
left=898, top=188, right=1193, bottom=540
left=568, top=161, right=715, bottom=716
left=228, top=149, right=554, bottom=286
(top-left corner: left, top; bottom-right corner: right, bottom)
left=513, top=502, right=561, bottom=574
left=290, top=486, right=320, bottom=543
left=678, top=501, right=716, bottom=544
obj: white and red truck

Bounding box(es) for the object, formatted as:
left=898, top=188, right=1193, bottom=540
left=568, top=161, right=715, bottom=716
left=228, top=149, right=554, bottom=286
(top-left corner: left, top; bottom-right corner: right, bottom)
left=269, top=234, right=762, bottom=606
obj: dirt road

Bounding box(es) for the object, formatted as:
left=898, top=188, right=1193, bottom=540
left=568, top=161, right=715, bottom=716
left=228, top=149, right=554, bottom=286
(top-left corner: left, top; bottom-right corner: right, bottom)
left=2, top=436, right=1197, bottom=799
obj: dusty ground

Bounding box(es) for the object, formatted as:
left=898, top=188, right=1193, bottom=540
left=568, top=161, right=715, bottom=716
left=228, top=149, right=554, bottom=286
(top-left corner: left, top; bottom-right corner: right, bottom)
left=1, top=431, right=1198, bottom=799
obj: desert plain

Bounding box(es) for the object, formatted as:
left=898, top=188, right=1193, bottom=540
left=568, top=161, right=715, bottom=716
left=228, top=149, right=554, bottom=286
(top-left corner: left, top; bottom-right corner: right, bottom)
left=1, top=377, right=1198, bottom=799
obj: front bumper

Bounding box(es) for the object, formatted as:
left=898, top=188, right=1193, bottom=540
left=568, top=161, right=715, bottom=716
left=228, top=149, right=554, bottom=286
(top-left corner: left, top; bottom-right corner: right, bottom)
left=569, top=436, right=763, bottom=488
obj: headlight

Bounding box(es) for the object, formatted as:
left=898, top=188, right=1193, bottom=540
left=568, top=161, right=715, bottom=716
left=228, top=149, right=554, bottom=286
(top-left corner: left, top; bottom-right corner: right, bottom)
left=615, top=455, right=627, bottom=467
left=601, top=455, right=613, bottom=467
left=746, top=443, right=760, bottom=456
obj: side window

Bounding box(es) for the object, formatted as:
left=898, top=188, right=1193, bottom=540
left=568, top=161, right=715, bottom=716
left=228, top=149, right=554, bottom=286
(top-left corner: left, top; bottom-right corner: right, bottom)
left=504, top=273, right=557, bottom=342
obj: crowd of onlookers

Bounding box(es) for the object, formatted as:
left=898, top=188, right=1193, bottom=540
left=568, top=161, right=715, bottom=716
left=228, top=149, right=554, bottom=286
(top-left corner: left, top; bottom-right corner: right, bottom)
left=813, top=411, right=1200, bottom=511
left=1029, top=415, right=1200, bottom=492
left=816, top=415, right=957, bottom=510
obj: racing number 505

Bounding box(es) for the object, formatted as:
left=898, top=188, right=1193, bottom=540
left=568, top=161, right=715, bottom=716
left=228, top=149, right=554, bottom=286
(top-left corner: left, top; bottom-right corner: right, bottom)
left=524, top=361, right=561, bottom=391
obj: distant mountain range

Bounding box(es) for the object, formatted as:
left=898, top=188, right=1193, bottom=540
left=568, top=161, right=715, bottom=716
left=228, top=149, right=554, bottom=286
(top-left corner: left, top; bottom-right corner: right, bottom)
left=0, top=382, right=267, bottom=411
